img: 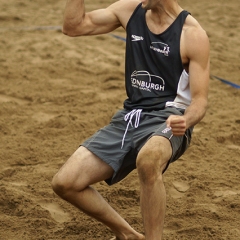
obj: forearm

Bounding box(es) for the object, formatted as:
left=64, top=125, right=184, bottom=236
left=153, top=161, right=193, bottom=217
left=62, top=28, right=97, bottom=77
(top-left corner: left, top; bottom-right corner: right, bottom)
left=63, top=0, right=85, bottom=35
left=183, top=98, right=208, bottom=129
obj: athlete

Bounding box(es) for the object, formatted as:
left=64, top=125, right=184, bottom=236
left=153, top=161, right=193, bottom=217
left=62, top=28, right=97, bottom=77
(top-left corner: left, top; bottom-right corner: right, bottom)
left=52, top=0, right=210, bottom=239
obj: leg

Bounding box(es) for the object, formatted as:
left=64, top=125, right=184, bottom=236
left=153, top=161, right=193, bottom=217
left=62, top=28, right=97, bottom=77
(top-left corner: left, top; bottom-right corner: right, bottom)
left=136, top=136, right=172, bottom=240
left=51, top=146, right=144, bottom=240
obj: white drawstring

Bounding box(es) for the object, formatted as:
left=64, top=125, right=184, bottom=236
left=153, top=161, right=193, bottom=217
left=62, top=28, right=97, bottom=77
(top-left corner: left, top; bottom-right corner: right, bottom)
left=121, top=109, right=142, bottom=149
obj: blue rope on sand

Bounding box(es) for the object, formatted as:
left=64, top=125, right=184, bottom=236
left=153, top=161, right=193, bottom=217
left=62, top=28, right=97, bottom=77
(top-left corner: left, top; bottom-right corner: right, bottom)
left=211, top=75, right=240, bottom=89
left=1, top=26, right=239, bottom=89
left=109, top=33, right=126, bottom=42
left=0, top=25, right=62, bottom=32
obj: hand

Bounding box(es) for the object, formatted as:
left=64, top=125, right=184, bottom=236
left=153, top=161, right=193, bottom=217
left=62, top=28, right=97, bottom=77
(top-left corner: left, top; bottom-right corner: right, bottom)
left=166, top=115, right=187, bottom=136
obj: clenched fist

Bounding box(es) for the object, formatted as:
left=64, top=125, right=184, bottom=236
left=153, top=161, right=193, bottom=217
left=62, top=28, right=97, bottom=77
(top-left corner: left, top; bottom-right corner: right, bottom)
left=166, top=115, right=187, bottom=136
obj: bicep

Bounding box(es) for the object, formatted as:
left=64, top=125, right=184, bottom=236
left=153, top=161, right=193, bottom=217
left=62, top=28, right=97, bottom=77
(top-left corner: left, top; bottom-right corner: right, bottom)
left=70, top=7, right=120, bottom=36
left=80, top=8, right=121, bottom=35
left=67, top=0, right=139, bottom=36
left=187, top=28, right=210, bottom=102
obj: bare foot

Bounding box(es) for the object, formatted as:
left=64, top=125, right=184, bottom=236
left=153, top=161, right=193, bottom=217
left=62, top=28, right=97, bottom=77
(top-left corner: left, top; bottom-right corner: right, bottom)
left=110, top=233, right=145, bottom=240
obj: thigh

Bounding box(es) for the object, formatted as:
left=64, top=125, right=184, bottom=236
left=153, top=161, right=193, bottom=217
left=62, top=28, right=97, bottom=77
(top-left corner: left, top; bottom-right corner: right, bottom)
left=56, top=146, right=114, bottom=190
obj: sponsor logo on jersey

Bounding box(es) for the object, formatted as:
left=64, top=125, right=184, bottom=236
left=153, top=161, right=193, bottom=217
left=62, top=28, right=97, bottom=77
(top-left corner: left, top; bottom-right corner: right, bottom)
left=131, top=35, right=144, bottom=41
left=150, top=42, right=170, bottom=56
left=131, top=70, right=165, bottom=92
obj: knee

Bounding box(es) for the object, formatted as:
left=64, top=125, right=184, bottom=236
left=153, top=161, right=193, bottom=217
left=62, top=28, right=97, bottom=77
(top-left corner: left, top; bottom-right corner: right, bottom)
left=136, top=148, right=165, bottom=185
left=51, top=166, right=89, bottom=199
left=51, top=173, right=80, bottom=200
left=51, top=173, right=74, bottom=198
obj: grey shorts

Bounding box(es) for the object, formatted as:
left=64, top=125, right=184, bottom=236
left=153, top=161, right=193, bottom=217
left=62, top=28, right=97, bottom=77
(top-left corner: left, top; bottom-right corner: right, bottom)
left=81, top=107, right=193, bottom=185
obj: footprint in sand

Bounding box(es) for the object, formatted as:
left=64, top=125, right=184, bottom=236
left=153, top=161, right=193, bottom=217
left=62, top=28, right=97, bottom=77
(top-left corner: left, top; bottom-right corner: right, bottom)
left=226, top=145, right=240, bottom=151
left=214, top=190, right=240, bottom=198
left=32, top=111, right=56, bottom=123
left=168, top=187, right=185, bottom=199
left=38, top=201, right=71, bottom=223
left=172, top=181, right=190, bottom=192
left=0, top=94, right=29, bottom=105
left=168, top=181, right=190, bottom=199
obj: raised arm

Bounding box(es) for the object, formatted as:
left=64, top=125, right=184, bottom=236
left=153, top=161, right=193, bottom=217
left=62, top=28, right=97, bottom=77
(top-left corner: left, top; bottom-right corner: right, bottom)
left=62, top=0, right=140, bottom=37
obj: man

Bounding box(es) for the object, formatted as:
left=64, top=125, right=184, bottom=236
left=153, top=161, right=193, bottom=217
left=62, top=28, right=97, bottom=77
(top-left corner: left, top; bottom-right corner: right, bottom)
left=52, top=0, right=210, bottom=239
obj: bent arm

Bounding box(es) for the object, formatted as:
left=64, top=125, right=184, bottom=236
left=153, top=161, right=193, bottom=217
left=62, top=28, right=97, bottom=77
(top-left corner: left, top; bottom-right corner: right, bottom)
left=166, top=25, right=210, bottom=136
left=63, top=0, right=139, bottom=37
left=183, top=26, right=210, bottom=129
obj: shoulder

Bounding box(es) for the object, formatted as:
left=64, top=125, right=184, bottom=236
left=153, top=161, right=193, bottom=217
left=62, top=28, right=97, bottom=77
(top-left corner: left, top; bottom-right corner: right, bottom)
left=182, top=15, right=210, bottom=59
left=184, top=15, right=209, bottom=42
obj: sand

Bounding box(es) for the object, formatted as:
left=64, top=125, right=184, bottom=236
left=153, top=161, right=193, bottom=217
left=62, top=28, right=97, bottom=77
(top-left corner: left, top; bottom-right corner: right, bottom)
left=0, top=0, right=240, bottom=239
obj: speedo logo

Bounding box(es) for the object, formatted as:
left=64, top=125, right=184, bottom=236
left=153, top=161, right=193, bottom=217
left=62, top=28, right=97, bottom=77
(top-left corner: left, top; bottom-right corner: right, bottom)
left=131, top=35, right=144, bottom=41
left=161, top=127, right=172, bottom=134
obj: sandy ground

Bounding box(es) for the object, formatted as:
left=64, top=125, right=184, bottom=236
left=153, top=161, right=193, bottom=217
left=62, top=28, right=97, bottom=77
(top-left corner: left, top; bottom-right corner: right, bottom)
left=0, top=0, right=240, bottom=239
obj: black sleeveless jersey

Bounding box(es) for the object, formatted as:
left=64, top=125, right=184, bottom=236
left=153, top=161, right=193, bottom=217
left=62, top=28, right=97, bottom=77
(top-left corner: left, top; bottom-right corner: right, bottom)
left=123, top=4, right=191, bottom=111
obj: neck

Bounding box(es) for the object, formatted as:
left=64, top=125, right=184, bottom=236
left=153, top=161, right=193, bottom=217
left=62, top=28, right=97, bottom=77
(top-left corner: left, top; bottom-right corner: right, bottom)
left=148, top=0, right=182, bottom=22
left=143, top=0, right=183, bottom=34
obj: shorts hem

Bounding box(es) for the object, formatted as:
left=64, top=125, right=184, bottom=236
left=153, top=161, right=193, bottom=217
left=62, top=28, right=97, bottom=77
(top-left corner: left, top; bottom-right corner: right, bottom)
left=81, top=143, right=119, bottom=174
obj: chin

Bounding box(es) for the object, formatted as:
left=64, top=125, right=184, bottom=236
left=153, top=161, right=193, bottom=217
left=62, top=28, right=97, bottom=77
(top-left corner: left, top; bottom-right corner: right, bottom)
left=141, top=3, right=148, bottom=9
left=141, top=0, right=151, bottom=10
left=141, top=0, right=147, bottom=6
